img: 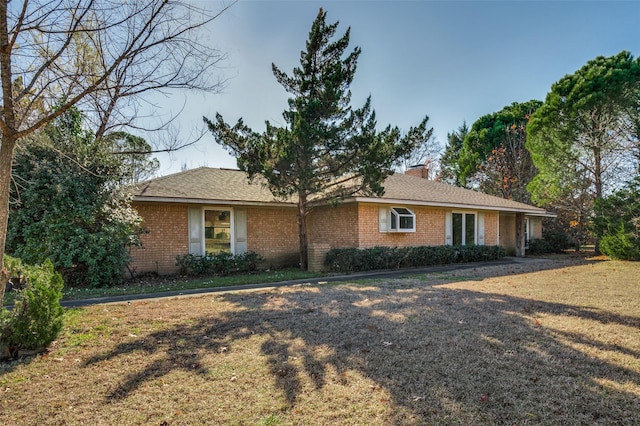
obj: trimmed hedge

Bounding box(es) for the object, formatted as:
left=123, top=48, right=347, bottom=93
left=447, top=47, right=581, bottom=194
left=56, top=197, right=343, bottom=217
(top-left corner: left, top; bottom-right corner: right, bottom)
left=325, top=245, right=506, bottom=273
left=175, top=251, right=263, bottom=276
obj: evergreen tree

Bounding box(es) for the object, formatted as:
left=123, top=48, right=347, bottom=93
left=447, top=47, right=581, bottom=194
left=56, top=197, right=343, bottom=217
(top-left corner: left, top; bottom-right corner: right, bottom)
left=591, top=177, right=640, bottom=260
left=206, top=9, right=430, bottom=269
left=458, top=100, right=541, bottom=203
left=527, top=52, right=640, bottom=252
left=439, top=122, right=468, bottom=185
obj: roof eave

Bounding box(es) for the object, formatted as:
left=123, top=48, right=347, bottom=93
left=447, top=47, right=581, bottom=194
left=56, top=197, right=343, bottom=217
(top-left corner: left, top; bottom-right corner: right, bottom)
left=133, top=196, right=296, bottom=208
left=352, top=196, right=551, bottom=216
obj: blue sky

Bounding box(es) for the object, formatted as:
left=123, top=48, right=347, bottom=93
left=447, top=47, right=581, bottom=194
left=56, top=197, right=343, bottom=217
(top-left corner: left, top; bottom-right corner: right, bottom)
left=153, top=0, right=640, bottom=176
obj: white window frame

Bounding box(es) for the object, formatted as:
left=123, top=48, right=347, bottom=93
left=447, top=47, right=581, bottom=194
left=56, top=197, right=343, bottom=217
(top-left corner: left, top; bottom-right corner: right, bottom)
left=189, top=206, right=235, bottom=255
left=448, top=211, right=478, bottom=246
left=379, top=206, right=416, bottom=233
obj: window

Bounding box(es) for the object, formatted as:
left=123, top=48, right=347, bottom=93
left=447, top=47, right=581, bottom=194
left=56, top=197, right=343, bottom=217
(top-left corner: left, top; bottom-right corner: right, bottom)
left=188, top=207, right=248, bottom=256
left=452, top=212, right=476, bottom=245
left=385, top=207, right=415, bottom=232
left=204, top=209, right=231, bottom=254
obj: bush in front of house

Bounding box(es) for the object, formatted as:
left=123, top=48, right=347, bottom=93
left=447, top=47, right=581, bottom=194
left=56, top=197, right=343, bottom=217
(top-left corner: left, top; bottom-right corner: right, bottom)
left=1, top=256, right=64, bottom=360
left=527, top=238, right=553, bottom=255
left=175, top=251, right=264, bottom=276
left=541, top=231, right=573, bottom=253
left=325, top=245, right=506, bottom=273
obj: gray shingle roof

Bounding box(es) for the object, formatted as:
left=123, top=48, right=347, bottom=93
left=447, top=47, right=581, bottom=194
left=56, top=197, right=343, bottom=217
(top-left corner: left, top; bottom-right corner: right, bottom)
left=133, top=167, right=548, bottom=214
left=366, top=173, right=548, bottom=214
left=134, top=167, right=285, bottom=204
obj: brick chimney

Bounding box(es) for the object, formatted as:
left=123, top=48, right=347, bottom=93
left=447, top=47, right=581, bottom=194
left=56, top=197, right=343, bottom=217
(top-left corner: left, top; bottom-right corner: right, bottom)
left=405, top=161, right=430, bottom=179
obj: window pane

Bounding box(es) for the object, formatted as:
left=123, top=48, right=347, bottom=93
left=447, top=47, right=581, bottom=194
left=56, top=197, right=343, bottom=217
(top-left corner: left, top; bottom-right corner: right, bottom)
left=465, top=213, right=475, bottom=245
left=453, top=213, right=462, bottom=245
left=399, top=216, right=413, bottom=230
left=394, top=207, right=412, bottom=215
left=390, top=210, right=398, bottom=229
left=205, top=210, right=231, bottom=254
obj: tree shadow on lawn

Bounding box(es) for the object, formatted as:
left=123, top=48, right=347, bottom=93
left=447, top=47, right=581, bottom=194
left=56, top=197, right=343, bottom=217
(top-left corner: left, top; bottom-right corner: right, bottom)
left=83, top=273, right=640, bottom=424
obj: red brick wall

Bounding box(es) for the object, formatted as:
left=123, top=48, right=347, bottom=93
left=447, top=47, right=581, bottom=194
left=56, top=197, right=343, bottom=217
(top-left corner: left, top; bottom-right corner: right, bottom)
left=500, top=213, right=516, bottom=255
left=246, top=206, right=300, bottom=266
left=307, top=204, right=359, bottom=248
left=130, top=202, right=189, bottom=275
left=130, top=200, right=513, bottom=275
left=131, top=202, right=301, bottom=274
left=357, top=204, right=446, bottom=248
left=483, top=212, right=499, bottom=246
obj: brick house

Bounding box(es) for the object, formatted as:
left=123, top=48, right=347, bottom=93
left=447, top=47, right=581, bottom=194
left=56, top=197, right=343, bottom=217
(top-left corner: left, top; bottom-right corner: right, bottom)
left=130, top=167, right=551, bottom=274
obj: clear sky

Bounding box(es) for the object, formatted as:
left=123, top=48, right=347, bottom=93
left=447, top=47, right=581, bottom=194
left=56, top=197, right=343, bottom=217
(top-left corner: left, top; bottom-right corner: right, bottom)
left=152, top=0, right=640, bottom=176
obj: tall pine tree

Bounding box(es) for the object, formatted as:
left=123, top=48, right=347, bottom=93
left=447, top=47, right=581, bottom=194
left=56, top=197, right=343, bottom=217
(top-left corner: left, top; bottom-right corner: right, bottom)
left=206, top=9, right=429, bottom=269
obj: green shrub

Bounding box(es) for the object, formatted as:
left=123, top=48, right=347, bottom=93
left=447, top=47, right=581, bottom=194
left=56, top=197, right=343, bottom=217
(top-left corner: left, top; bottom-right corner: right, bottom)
left=592, top=177, right=640, bottom=260
left=599, top=223, right=640, bottom=261
left=1, top=256, right=64, bottom=360
left=324, top=245, right=505, bottom=272
left=527, top=238, right=553, bottom=255
left=175, top=251, right=263, bottom=276
left=541, top=231, right=572, bottom=253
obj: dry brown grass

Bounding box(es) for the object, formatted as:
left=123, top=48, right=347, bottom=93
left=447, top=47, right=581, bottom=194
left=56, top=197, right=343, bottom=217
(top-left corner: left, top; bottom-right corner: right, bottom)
left=1, top=256, right=639, bottom=425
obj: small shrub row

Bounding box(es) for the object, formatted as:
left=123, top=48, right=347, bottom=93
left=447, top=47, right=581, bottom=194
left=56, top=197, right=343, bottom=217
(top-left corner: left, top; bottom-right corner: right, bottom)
left=1, top=256, right=64, bottom=360
left=324, top=245, right=506, bottom=273
left=175, top=251, right=263, bottom=276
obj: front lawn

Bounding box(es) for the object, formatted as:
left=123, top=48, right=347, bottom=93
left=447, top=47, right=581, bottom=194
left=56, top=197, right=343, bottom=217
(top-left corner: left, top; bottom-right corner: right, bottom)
left=1, top=256, right=638, bottom=425
left=2, top=268, right=324, bottom=306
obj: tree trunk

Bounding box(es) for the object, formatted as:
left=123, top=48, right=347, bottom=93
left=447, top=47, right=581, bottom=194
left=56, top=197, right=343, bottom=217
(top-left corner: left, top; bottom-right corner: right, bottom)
left=0, top=1, right=15, bottom=307
left=593, top=145, right=603, bottom=255
left=297, top=194, right=308, bottom=270
left=0, top=135, right=16, bottom=307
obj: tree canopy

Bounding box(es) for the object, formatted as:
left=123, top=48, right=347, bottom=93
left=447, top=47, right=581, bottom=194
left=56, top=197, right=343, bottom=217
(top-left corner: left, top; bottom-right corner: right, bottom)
left=438, top=122, right=468, bottom=186
left=457, top=100, right=542, bottom=202
left=527, top=51, right=640, bottom=202
left=206, top=9, right=430, bottom=269
left=527, top=51, right=640, bottom=250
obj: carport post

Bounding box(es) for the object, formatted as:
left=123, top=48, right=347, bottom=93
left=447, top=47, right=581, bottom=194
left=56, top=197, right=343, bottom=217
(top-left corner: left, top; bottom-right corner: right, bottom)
left=515, top=212, right=526, bottom=257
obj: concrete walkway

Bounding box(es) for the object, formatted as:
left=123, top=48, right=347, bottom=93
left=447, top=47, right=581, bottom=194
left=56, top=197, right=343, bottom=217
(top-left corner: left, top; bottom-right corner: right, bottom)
left=57, top=257, right=551, bottom=308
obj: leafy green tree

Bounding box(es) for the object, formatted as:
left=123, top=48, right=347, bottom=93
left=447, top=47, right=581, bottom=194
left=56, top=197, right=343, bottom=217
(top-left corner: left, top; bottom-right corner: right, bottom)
left=7, top=107, right=144, bottom=287
left=206, top=9, right=430, bottom=269
left=439, top=122, right=468, bottom=186
left=527, top=52, right=640, bottom=251
left=591, top=177, right=640, bottom=260
left=458, top=100, right=542, bottom=202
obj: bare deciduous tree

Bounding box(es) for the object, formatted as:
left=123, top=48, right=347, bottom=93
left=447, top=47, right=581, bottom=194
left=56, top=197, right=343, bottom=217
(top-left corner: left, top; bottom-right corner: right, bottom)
left=0, top=0, right=234, bottom=304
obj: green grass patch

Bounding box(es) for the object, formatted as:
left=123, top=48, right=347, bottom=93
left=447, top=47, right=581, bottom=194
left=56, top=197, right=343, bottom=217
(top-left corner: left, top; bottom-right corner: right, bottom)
left=2, top=269, right=325, bottom=307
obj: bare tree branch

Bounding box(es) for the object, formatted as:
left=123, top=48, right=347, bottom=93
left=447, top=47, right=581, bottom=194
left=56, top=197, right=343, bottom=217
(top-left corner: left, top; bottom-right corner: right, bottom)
left=0, top=0, right=235, bottom=305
